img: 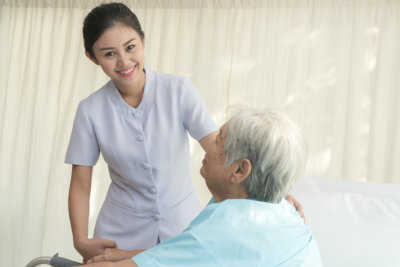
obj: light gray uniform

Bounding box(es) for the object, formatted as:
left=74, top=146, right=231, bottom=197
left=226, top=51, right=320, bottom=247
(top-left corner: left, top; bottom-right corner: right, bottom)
left=65, top=67, right=216, bottom=249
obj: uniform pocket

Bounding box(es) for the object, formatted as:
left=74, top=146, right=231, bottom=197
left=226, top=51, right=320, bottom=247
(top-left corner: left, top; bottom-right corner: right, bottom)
left=94, top=198, right=159, bottom=250
left=108, top=198, right=143, bottom=216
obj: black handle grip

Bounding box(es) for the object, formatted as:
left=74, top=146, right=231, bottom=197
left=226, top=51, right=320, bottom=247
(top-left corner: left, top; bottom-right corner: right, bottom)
left=50, top=253, right=82, bottom=266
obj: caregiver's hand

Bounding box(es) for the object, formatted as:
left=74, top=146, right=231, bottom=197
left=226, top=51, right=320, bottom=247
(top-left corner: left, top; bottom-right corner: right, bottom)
left=75, top=238, right=117, bottom=263
left=286, top=194, right=305, bottom=221
left=81, top=258, right=137, bottom=267
left=86, top=248, right=144, bottom=264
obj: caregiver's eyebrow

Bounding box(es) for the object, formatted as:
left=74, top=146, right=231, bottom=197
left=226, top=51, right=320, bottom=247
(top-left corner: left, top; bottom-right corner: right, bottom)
left=123, top=38, right=136, bottom=46
left=99, top=38, right=136, bottom=51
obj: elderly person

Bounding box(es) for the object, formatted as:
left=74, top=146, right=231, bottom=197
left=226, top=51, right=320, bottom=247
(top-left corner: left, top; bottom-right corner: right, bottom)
left=84, top=105, right=323, bottom=266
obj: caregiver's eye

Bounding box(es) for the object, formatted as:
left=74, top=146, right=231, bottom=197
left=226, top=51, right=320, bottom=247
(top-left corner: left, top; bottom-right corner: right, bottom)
left=127, top=45, right=135, bottom=51
left=105, top=51, right=115, bottom=57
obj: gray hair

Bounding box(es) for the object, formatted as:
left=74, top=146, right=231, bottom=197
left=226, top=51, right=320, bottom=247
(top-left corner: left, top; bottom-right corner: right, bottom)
left=224, top=105, right=307, bottom=203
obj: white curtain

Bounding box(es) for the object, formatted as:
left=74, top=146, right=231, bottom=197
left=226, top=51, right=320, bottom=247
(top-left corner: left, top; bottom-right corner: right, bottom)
left=1, top=0, right=399, bottom=265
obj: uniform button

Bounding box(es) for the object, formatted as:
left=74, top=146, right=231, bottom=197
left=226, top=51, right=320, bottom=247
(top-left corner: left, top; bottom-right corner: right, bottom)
left=142, top=163, right=150, bottom=170
left=137, top=135, right=144, bottom=142
left=134, top=110, right=142, bottom=118
left=149, top=187, right=157, bottom=194
left=153, top=215, right=160, bottom=221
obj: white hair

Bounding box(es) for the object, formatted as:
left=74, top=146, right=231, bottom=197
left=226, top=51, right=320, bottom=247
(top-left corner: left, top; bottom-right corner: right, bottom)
left=224, top=104, right=307, bottom=203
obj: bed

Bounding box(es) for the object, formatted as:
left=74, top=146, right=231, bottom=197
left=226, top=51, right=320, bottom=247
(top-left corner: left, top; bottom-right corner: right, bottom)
left=26, top=176, right=400, bottom=266
left=290, top=177, right=400, bottom=267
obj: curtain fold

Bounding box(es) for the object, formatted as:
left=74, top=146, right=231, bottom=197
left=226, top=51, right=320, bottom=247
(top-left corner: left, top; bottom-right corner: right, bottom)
left=1, top=1, right=399, bottom=266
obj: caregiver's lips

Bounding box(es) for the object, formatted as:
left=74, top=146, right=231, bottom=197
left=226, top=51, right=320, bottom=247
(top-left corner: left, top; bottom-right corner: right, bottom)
left=118, top=66, right=135, bottom=77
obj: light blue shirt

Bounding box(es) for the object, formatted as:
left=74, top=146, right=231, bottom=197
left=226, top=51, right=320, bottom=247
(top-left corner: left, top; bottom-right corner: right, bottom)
left=65, top=67, right=216, bottom=249
left=132, top=198, right=323, bottom=266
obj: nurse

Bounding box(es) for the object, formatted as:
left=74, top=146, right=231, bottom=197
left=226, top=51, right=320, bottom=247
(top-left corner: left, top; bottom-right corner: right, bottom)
left=65, top=2, right=217, bottom=262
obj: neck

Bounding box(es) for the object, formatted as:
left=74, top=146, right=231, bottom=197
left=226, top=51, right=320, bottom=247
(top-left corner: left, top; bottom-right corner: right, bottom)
left=212, top=188, right=250, bottom=203
left=116, top=70, right=146, bottom=108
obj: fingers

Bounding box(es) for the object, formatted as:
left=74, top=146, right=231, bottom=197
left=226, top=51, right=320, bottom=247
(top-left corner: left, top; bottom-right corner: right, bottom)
left=286, top=194, right=306, bottom=222
left=285, top=194, right=295, bottom=204
left=102, top=239, right=117, bottom=249
left=293, top=201, right=306, bottom=222
left=86, top=254, right=104, bottom=264
left=296, top=205, right=305, bottom=220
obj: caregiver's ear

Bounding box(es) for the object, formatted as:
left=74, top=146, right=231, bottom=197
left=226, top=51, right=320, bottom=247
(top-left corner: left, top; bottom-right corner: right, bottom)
left=85, top=51, right=99, bottom=65
left=141, top=32, right=146, bottom=47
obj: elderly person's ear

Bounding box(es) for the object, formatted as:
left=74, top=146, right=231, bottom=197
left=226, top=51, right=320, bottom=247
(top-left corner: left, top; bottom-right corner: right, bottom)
left=230, top=159, right=252, bottom=184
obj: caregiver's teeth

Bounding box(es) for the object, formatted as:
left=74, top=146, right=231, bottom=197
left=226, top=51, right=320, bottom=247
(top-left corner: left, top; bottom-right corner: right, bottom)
left=121, top=68, right=133, bottom=74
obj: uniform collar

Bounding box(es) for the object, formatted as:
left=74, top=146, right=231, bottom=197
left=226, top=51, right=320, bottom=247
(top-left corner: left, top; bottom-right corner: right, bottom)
left=107, top=66, right=155, bottom=117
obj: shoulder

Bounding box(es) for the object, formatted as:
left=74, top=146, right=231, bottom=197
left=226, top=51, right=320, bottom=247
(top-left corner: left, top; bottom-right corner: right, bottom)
left=199, top=199, right=301, bottom=226
left=151, top=68, right=187, bottom=83
left=187, top=200, right=251, bottom=228
left=151, top=69, right=194, bottom=92
left=78, top=80, right=113, bottom=110
left=217, top=199, right=270, bottom=212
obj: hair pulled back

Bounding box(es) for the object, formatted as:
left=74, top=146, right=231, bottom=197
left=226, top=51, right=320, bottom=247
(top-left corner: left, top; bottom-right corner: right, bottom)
left=83, top=2, right=144, bottom=57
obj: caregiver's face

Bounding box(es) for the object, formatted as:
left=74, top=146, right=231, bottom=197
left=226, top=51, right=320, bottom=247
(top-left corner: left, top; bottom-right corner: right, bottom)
left=90, top=24, right=145, bottom=92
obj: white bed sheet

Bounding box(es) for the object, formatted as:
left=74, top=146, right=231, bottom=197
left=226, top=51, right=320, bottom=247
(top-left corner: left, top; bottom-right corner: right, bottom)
left=290, top=177, right=400, bottom=267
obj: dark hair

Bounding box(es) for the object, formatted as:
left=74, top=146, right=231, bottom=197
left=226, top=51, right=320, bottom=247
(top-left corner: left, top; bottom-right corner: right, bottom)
left=83, top=2, right=145, bottom=58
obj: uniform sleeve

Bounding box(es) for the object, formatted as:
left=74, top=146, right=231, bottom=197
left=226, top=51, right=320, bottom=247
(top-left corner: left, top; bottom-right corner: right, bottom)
left=180, top=78, right=217, bottom=141
left=64, top=101, right=100, bottom=166
left=132, top=230, right=219, bottom=266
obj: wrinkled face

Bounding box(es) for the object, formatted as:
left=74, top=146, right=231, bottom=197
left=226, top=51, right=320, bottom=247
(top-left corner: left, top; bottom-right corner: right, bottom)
left=91, top=24, right=145, bottom=91
left=200, top=124, right=234, bottom=197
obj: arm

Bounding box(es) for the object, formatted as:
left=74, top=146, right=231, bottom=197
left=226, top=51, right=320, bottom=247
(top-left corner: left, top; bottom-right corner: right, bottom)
left=68, top=165, right=116, bottom=261
left=199, top=131, right=218, bottom=151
